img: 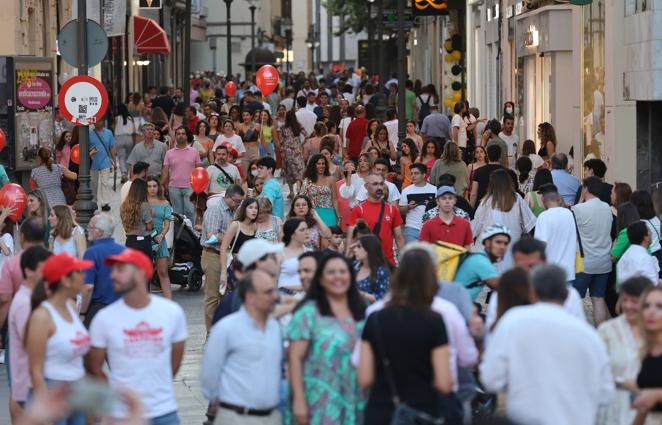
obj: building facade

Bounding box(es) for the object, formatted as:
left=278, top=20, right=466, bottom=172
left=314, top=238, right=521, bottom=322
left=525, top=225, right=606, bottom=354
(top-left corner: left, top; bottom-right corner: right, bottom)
left=464, top=0, right=638, bottom=185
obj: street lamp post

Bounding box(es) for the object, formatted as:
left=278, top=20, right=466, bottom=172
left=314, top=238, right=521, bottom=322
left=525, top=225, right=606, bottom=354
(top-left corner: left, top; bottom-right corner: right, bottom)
left=396, top=0, right=406, bottom=141
left=74, top=0, right=96, bottom=228
left=247, top=0, right=258, bottom=74
left=367, top=0, right=375, bottom=75
left=223, top=0, right=233, bottom=77
left=282, top=18, right=292, bottom=73
left=306, top=29, right=320, bottom=73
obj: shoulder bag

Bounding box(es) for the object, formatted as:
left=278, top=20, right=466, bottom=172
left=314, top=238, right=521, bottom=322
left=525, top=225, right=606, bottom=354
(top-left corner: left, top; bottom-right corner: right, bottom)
left=571, top=210, right=585, bottom=274
left=212, top=163, right=237, bottom=185
left=370, top=200, right=387, bottom=237
left=374, top=312, right=444, bottom=425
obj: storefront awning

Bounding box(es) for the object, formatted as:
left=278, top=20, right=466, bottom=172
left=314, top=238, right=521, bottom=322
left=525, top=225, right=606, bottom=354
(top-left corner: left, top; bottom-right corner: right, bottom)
left=134, top=16, right=171, bottom=55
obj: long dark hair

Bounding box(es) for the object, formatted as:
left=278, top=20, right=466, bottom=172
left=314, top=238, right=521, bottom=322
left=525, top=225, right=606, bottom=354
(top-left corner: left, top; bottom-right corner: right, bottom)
left=401, top=138, right=418, bottom=163
left=55, top=131, right=71, bottom=152
left=117, top=103, right=130, bottom=126
left=422, top=139, right=441, bottom=159
left=388, top=248, right=438, bottom=310
left=303, top=154, right=329, bottom=183
left=358, top=234, right=389, bottom=282
left=285, top=110, right=302, bottom=137
left=38, top=147, right=54, bottom=172
left=631, top=190, right=657, bottom=220
left=283, top=217, right=305, bottom=246
left=532, top=168, right=553, bottom=191
left=493, top=268, right=532, bottom=331
left=516, top=156, right=533, bottom=184
left=296, top=252, right=365, bottom=320
left=235, top=198, right=259, bottom=223
left=617, top=202, right=641, bottom=232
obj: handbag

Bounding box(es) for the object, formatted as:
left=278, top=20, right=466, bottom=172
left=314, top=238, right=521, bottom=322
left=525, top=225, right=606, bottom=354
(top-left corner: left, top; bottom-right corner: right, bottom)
left=374, top=313, right=444, bottom=425
left=220, top=225, right=241, bottom=295
left=571, top=211, right=585, bottom=274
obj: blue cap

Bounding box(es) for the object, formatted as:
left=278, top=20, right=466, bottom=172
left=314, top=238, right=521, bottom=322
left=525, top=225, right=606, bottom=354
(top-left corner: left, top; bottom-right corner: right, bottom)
left=436, top=185, right=457, bottom=198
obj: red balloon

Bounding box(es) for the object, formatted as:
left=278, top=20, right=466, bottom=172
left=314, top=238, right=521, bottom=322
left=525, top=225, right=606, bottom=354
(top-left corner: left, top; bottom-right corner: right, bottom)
left=190, top=167, right=210, bottom=194
left=0, top=183, right=27, bottom=221
left=255, top=65, right=279, bottom=96
left=224, top=81, right=237, bottom=97
left=0, top=129, right=6, bottom=152
left=70, top=144, right=81, bottom=165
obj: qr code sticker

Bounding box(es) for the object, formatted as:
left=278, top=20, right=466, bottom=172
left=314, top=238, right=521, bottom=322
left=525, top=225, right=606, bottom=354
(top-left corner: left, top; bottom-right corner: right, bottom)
left=79, top=105, right=88, bottom=114
left=89, top=96, right=98, bottom=105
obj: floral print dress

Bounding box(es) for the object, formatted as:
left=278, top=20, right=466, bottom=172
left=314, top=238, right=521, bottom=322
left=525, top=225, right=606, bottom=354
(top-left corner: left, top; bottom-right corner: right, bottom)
left=280, top=126, right=305, bottom=184
left=286, top=301, right=366, bottom=425
left=301, top=181, right=337, bottom=226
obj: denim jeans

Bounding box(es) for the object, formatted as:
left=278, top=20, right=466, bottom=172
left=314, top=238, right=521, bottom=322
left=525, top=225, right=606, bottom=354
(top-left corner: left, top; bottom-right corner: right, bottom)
left=404, top=226, right=421, bottom=244
left=168, top=187, right=194, bottom=220
left=259, top=142, right=275, bottom=158
left=150, top=411, right=180, bottom=425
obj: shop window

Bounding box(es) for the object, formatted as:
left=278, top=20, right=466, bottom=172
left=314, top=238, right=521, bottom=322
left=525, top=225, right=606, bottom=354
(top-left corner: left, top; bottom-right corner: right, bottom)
left=580, top=2, right=605, bottom=164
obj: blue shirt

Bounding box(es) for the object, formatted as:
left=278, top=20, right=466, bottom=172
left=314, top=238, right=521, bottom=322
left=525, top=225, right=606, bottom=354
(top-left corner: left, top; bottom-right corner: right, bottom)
left=261, top=178, right=284, bottom=219
left=454, top=252, right=498, bottom=301
left=421, top=111, right=451, bottom=139
left=83, top=238, right=126, bottom=305
left=89, top=128, right=116, bottom=170
left=551, top=169, right=581, bottom=206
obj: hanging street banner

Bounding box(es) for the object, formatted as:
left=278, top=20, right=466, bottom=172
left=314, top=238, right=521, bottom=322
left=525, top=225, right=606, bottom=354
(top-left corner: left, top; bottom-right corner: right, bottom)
left=412, top=0, right=449, bottom=15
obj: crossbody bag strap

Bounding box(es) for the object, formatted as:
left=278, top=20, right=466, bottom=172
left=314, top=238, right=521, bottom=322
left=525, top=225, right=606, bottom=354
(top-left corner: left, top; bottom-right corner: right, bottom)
left=571, top=210, right=584, bottom=257
left=371, top=201, right=387, bottom=236
left=229, top=222, right=241, bottom=253
left=91, top=129, right=112, bottom=159
left=212, top=163, right=236, bottom=184
left=373, top=311, right=401, bottom=406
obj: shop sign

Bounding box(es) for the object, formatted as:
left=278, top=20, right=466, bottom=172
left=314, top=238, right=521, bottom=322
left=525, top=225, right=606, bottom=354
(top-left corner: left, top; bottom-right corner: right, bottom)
left=139, top=0, right=162, bottom=8
left=570, top=0, right=592, bottom=4
left=523, top=25, right=539, bottom=47
left=16, top=73, right=51, bottom=110
left=412, top=0, right=449, bottom=16
left=58, top=75, right=109, bottom=126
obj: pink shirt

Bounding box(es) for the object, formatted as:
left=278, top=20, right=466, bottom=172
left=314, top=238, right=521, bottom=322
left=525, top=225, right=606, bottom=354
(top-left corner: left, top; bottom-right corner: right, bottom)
left=0, top=250, right=23, bottom=296
left=8, top=285, right=32, bottom=401
left=163, top=146, right=201, bottom=188
left=57, top=145, right=71, bottom=168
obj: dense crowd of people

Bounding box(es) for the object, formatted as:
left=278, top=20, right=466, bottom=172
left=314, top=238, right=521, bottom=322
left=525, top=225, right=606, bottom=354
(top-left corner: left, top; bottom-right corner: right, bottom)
left=0, top=68, right=661, bottom=425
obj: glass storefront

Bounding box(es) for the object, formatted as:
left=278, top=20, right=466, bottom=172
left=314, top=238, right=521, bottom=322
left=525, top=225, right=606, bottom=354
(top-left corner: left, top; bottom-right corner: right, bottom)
left=580, top=1, right=605, bottom=162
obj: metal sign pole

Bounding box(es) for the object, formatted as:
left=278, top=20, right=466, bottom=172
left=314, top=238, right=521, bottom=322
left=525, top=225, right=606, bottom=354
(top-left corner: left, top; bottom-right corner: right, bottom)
left=396, top=0, right=407, bottom=142
left=74, top=0, right=97, bottom=228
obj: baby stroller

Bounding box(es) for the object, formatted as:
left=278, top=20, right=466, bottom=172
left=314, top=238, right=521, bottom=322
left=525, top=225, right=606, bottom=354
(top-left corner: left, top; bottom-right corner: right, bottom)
left=153, top=213, right=203, bottom=292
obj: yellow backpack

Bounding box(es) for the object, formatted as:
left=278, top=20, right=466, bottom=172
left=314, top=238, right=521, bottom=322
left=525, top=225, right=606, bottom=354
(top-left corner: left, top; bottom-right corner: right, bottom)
left=433, top=241, right=468, bottom=282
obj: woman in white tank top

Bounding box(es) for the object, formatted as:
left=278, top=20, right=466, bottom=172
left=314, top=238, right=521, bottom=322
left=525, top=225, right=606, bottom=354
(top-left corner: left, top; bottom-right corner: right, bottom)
left=25, top=252, right=93, bottom=425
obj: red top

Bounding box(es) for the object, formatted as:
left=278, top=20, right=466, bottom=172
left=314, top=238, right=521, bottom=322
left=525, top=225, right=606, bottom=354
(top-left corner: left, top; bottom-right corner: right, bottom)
left=346, top=117, right=368, bottom=158
left=419, top=215, right=473, bottom=247
left=348, top=200, right=403, bottom=265
left=187, top=116, right=200, bottom=134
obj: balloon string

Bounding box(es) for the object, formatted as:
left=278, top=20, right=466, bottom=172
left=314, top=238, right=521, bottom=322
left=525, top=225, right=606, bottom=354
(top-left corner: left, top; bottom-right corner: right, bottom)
left=195, top=192, right=200, bottom=227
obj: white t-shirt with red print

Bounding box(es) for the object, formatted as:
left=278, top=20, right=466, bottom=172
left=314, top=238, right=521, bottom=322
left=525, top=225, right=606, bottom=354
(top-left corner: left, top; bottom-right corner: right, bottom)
left=89, top=296, right=187, bottom=419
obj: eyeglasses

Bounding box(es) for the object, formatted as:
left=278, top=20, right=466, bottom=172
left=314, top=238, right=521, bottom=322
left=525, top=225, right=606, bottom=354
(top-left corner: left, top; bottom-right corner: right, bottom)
left=230, top=197, right=244, bottom=204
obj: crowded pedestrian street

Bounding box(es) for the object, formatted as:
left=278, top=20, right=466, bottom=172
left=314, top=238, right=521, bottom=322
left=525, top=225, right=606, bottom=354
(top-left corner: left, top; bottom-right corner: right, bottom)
left=2, top=0, right=662, bottom=425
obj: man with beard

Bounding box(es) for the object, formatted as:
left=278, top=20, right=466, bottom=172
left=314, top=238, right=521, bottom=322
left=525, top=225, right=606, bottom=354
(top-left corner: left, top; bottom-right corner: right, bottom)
left=346, top=172, right=405, bottom=267
left=87, top=249, right=187, bottom=424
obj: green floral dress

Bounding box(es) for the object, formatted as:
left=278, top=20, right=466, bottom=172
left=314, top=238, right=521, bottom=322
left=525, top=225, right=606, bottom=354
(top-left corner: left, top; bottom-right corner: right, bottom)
left=285, top=301, right=366, bottom=425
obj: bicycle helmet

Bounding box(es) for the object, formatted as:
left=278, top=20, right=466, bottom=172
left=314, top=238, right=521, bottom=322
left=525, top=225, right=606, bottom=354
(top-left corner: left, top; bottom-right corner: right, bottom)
left=480, top=224, right=511, bottom=244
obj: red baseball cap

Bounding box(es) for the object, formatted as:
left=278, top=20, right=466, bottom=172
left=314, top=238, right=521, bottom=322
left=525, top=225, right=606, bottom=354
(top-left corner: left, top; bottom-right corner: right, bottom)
left=42, top=253, right=94, bottom=286
left=104, top=249, right=153, bottom=279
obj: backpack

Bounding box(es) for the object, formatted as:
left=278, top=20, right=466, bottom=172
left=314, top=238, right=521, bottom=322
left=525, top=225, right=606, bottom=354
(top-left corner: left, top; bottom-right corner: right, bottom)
left=434, top=241, right=488, bottom=290
left=418, top=95, right=431, bottom=124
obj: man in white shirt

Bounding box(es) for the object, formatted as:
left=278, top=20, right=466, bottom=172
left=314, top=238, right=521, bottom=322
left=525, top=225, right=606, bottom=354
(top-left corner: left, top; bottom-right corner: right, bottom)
left=383, top=109, right=399, bottom=150
left=617, top=222, right=660, bottom=286
left=305, top=91, right=318, bottom=112
left=480, top=264, right=614, bottom=425
left=201, top=270, right=282, bottom=424
left=88, top=249, right=187, bottom=423
left=294, top=96, right=317, bottom=137
left=280, top=88, right=295, bottom=111
left=485, top=237, right=586, bottom=329
left=352, top=158, right=400, bottom=205
left=120, top=162, right=149, bottom=204
left=498, top=115, right=519, bottom=169
left=534, top=184, right=577, bottom=281
left=398, top=163, right=437, bottom=243
left=571, top=176, right=614, bottom=325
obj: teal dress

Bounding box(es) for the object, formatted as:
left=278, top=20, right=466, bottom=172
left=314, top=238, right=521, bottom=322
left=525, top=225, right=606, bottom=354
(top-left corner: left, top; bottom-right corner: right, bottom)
left=150, top=203, right=173, bottom=258
left=285, top=301, right=366, bottom=425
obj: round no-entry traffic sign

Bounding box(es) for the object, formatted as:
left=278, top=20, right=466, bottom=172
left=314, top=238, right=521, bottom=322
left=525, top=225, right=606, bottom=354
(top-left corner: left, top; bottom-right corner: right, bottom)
left=58, top=75, right=109, bottom=126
